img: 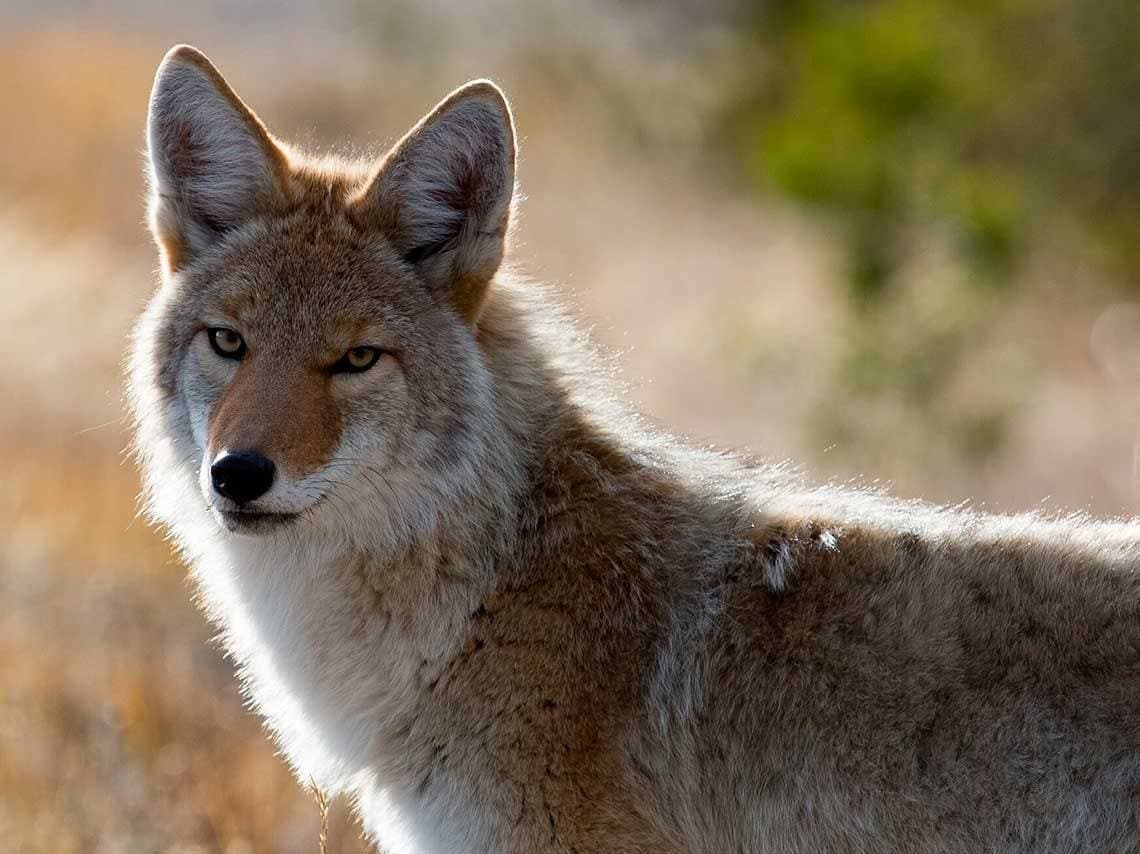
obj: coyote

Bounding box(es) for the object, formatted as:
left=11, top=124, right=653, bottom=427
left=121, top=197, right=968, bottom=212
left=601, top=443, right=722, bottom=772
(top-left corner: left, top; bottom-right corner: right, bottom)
left=130, top=45, right=1140, bottom=854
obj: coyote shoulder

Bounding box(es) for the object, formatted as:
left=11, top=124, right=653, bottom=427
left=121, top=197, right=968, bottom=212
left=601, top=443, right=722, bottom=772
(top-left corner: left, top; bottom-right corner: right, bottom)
left=130, top=44, right=1140, bottom=854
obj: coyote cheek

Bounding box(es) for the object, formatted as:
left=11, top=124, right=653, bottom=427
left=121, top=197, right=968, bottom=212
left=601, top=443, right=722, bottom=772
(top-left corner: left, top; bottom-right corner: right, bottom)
left=206, top=362, right=342, bottom=479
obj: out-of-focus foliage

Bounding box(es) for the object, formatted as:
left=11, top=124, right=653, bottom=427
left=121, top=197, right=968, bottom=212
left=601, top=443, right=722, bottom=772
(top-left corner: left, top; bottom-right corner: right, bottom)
left=733, top=0, right=1140, bottom=296
left=724, top=0, right=1140, bottom=452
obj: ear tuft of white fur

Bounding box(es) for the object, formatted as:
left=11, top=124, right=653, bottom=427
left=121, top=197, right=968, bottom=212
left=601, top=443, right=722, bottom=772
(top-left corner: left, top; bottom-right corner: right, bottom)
left=360, top=80, right=517, bottom=318
left=146, top=45, right=283, bottom=269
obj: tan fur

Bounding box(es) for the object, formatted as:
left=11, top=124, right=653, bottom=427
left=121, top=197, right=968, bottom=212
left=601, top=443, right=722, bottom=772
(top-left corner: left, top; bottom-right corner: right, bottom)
left=130, top=46, right=1140, bottom=853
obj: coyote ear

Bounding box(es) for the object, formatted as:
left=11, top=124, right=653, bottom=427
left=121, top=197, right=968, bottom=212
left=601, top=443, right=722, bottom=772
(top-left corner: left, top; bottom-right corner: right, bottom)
left=146, top=45, right=287, bottom=272
left=356, top=80, right=516, bottom=320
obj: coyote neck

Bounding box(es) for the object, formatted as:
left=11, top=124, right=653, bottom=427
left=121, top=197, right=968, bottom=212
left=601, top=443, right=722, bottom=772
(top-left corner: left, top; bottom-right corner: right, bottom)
left=198, top=494, right=511, bottom=794
left=196, top=297, right=590, bottom=795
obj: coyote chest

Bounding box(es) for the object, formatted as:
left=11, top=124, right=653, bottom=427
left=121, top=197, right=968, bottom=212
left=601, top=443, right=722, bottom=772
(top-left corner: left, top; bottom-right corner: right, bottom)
left=196, top=537, right=495, bottom=851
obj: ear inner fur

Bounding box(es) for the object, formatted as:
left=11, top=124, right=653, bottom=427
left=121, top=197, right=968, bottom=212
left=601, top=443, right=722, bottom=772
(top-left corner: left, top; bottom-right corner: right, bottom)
left=146, top=45, right=291, bottom=273
left=350, top=80, right=517, bottom=321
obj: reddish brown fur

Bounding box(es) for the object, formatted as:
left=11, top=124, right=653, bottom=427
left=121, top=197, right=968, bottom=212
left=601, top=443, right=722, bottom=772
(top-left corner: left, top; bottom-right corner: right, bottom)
left=207, top=356, right=342, bottom=475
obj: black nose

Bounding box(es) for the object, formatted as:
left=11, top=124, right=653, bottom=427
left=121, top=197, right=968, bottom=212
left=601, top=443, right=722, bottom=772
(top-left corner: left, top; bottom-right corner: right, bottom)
left=210, top=450, right=275, bottom=504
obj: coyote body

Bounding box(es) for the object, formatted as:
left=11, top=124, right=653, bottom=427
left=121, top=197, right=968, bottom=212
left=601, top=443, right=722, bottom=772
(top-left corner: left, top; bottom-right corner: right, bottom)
left=131, top=46, right=1140, bottom=853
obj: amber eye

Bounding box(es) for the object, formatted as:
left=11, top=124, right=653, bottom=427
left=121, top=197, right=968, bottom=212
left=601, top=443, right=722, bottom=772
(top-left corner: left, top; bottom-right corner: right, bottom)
left=333, top=346, right=381, bottom=374
left=208, top=327, right=246, bottom=359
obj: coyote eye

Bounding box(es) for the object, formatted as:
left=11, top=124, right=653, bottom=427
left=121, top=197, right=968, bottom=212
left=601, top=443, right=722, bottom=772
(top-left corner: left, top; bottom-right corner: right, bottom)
left=333, top=346, right=381, bottom=374
left=208, top=327, right=246, bottom=359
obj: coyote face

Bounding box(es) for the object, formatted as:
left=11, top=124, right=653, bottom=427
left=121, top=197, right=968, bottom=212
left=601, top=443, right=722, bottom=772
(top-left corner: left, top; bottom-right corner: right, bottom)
left=131, top=46, right=516, bottom=539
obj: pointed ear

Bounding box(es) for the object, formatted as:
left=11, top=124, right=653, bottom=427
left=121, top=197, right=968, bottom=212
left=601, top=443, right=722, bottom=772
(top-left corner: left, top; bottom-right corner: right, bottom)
left=146, top=45, right=288, bottom=272
left=355, top=80, right=516, bottom=320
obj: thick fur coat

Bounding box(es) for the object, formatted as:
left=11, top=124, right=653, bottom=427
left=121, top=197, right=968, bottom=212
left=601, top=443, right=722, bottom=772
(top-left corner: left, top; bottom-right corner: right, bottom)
left=129, top=45, right=1140, bottom=853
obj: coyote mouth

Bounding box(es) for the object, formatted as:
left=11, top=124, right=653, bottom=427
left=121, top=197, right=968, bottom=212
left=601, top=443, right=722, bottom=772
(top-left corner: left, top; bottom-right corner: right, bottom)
left=216, top=509, right=299, bottom=535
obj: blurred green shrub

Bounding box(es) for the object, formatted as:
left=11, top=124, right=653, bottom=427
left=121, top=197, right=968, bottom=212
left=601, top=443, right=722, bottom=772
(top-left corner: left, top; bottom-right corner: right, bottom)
left=733, top=0, right=1140, bottom=294
left=725, top=0, right=1140, bottom=457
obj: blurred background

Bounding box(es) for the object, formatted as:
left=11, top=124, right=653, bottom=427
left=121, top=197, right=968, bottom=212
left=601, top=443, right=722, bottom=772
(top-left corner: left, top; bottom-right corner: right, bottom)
left=2, top=0, right=1139, bottom=850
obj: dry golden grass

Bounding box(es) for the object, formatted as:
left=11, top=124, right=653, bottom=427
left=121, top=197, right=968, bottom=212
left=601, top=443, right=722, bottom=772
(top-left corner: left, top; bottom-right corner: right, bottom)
left=0, top=29, right=160, bottom=243
left=2, top=12, right=1139, bottom=851
left=0, top=436, right=368, bottom=851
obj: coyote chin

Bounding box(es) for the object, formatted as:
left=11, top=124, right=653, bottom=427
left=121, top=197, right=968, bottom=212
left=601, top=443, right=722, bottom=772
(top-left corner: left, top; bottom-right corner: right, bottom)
left=129, top=44, right=1140, bottom=854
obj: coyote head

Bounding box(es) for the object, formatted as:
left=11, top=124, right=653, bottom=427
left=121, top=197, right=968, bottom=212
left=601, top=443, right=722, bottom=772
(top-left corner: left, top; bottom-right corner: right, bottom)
left=130, top=46, right=517, bottom=541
